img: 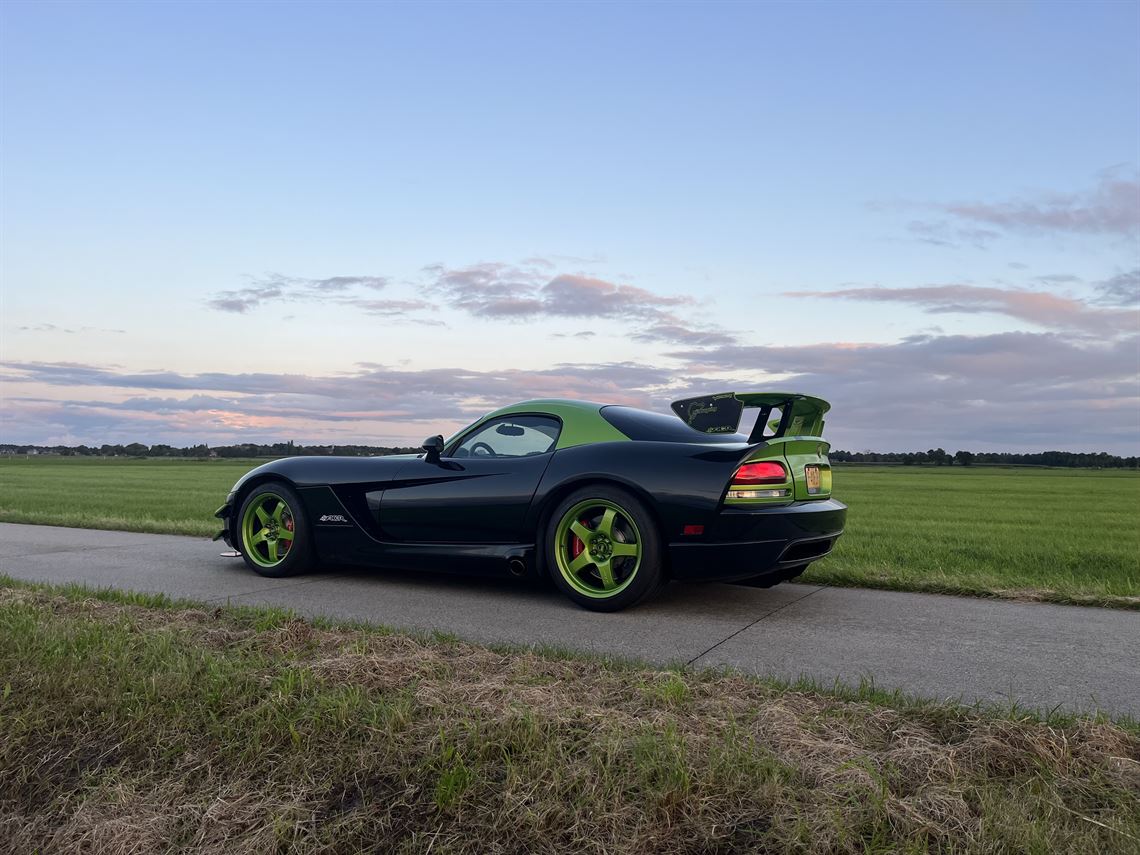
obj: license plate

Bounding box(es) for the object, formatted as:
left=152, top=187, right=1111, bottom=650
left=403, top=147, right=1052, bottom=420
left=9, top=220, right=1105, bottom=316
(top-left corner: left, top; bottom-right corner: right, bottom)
left=805, top=465, right=822, bottom=494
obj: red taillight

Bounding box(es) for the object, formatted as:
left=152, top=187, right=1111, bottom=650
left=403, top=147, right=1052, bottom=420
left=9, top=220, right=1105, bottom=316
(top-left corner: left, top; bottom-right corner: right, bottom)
left=732, top=461, right=787, bottom=484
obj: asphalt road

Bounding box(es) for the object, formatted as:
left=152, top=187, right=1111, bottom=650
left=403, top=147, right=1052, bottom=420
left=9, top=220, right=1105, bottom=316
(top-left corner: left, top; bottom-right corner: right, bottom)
left=2, top=522, right=1137, bottom=716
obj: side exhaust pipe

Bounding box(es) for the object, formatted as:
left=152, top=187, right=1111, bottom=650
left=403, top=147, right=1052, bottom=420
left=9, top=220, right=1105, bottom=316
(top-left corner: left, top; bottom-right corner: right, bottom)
left=507, top=557, right=527, bottom=578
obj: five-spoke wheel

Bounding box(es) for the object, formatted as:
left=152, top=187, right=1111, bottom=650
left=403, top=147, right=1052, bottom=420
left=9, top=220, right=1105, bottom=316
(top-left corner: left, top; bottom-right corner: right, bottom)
left=237, top=483, right=313, bottom=577
left=547, top=486, right=662, bottom=611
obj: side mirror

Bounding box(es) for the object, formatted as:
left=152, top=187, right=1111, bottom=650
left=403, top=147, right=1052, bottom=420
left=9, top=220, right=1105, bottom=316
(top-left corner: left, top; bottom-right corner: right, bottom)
left=421, top=434, right=444, bottom=463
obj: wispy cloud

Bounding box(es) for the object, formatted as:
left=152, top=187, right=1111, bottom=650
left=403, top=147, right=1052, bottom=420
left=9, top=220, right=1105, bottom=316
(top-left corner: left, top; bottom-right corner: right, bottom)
left=785, top=284, right=1137, bottom=335
left=542, top=274, right=689, bottom=318
left=309, top=276, right=388, bottom=292
left=203, top=264, right=725, bottom=343
left=425, top=262, right=733, bottom=345
left=632, top=323, right=737, bottom=347
left=200, top=260, right=737, bottom=344
left=206, top=273, right=390, bottom=313
left=936, top=172, right=1140, bottom=238
left=426, top=263, right=687, bottom=318
left=879, top=173, right=1140, bottom=248
left=1094, top=269, right=1140, bottom=307
left=905, top=220, right=1001, bottom=249
left=349, top=299, right=437, bottom=318
left=16, top=323, right=126, bottom=334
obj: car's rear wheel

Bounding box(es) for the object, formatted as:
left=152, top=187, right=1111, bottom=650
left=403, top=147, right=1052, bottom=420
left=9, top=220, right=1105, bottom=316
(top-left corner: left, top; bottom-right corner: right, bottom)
left=546, top=486, right=662, bottom=612
left=237, top=482, right=315, bottom=578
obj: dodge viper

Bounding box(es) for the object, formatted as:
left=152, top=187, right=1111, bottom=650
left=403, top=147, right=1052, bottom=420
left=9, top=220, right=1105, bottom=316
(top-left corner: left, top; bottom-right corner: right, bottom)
left=214, top=392, right=846, bottom=611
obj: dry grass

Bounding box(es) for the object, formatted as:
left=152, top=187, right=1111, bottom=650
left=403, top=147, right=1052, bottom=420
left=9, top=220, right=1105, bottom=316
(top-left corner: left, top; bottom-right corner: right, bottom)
left=1, top=584, right=1138, bottom=854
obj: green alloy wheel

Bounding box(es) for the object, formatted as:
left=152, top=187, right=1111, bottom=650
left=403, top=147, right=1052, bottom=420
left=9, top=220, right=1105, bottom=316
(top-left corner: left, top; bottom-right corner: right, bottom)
left=237, top=483, right=313, bottom=578
left=242, top=492, right=295, bottom=566
left=547, top=486, right=663, bottom=611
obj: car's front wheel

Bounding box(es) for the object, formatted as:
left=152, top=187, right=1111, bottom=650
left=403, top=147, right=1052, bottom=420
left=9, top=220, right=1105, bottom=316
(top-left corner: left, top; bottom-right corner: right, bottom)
left=237, top=482, right=315, bottom=578
left=546, top=486, right=663, bottom=612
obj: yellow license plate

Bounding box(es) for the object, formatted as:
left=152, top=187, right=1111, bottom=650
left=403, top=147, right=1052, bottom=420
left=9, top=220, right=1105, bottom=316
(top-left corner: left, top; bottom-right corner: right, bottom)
left=805, top=465, right=821, bottom=494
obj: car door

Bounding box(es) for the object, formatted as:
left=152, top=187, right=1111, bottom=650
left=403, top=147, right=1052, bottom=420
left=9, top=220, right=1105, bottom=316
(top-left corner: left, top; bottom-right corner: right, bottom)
left=379, top=414, right=561, bottom=543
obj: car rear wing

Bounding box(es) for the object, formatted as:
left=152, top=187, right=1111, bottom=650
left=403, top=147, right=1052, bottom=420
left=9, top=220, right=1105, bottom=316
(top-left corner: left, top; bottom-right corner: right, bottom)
left=670, top=392, right=830, bottom=442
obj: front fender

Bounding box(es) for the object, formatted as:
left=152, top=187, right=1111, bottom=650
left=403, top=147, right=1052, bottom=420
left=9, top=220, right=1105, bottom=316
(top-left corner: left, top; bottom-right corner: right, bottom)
left=217, top=455, right=415, bottom=546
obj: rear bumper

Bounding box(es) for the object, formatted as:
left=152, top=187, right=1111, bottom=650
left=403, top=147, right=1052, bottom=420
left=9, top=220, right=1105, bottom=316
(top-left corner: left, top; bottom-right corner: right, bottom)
left=667, top=498, right=846, bottom=582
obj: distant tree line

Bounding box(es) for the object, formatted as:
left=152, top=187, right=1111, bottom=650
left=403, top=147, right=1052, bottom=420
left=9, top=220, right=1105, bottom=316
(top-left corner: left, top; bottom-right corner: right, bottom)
left=0, top=441, right=419, bottom=458
left=829, top=449, right=1138, bottom=469
left=2, top=443, right=1136, bottom=469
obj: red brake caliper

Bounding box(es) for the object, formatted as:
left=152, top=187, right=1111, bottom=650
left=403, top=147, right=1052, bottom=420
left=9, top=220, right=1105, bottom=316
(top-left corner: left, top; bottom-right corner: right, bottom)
left=571, top=519, right=589, bottom=559
left=282, top=515, right=294, bottom=552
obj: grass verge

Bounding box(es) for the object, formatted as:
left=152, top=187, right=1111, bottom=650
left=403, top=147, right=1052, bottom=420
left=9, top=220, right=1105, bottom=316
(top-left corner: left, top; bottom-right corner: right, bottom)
left=1, top=577, right=1138, bottom=854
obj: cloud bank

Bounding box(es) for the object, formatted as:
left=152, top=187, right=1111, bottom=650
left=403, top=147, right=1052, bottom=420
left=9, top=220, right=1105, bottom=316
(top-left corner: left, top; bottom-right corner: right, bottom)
left=4, top=320, right=1137, bottom=452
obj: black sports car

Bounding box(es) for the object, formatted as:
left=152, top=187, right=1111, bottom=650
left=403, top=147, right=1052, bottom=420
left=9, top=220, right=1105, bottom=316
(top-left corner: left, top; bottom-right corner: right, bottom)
left=214, top=392, right=846, bottom=611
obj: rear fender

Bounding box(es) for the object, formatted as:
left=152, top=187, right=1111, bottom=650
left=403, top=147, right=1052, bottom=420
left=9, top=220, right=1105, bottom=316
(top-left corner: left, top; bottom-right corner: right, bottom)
left=776, top=437, right=832, bottom=500
left=531, top=441, right=748, bottom=541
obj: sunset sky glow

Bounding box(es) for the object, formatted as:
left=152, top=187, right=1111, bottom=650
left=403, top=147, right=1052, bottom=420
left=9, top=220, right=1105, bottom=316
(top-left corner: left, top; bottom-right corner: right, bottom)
left=1, top=1, right=1137, bottom=453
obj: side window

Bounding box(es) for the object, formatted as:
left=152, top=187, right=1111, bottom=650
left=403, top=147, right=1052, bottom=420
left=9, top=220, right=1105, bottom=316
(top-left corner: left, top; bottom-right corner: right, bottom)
left=450, top=415, right=561, bottom=459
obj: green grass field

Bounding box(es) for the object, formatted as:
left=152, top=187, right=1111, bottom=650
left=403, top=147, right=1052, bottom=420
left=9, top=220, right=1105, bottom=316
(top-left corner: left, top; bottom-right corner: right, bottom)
left=805, top=465, right=1139, bottom=607
left=2, top=580, right=1137, bottom=853
left=0, top=456, right=254, bottom=537
left=0, top=456, right=1137, bottom=607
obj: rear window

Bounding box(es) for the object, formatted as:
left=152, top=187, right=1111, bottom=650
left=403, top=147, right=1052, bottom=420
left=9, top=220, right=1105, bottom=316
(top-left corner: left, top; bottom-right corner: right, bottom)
left=601, top=406, right=747, bottom=443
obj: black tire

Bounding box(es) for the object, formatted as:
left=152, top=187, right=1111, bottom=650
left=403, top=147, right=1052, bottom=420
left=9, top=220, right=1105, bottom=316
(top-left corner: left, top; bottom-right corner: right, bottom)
left=545, top=485, right=663, bottom=612
left=236, top=482, right=316, bottom=578
left=732, top=563, right=810, bottom=588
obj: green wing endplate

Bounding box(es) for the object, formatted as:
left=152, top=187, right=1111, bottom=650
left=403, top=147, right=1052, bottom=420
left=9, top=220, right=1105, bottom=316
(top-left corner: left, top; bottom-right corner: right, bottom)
left=670, top=392, right=830, bottom=441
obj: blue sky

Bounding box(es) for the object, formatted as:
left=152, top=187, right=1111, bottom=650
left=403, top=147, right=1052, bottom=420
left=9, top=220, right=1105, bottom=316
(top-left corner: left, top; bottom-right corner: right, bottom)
left=1, top=0, right=1137, bottom=452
